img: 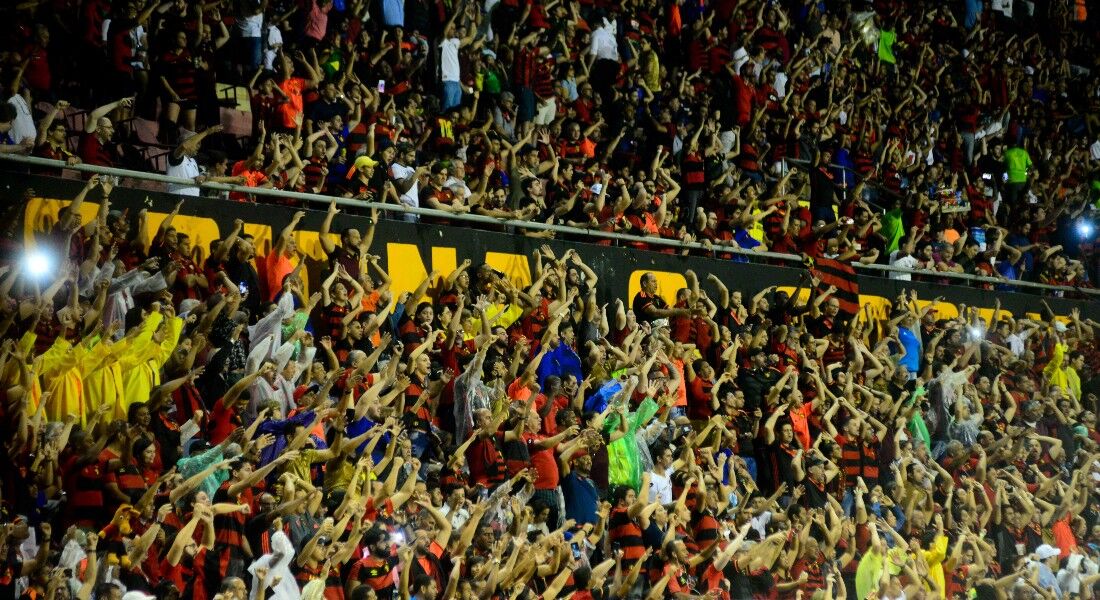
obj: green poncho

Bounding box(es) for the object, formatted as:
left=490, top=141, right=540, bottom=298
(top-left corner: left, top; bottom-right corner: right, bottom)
left=854, top=548, right=885, bottom=600
left=906, top=385, right=931, bottom=451
left=604, top=396, right=660, bottom=491
left=881, top=207, right=905, bottom=254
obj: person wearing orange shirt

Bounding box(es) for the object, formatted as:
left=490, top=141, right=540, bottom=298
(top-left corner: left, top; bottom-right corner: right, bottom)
left=263, top=210, right=305, bottom=301
left=276, top=51, right=322, bottom=133
left=230, top=123, right=273, bottom=201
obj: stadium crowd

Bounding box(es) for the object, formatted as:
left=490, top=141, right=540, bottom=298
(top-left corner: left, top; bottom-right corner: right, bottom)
left=0, top=180, right=1096, bottom=600
left=0, top=0, right=1099, bottom=598
left=0, top=0, right=1097, bottom=288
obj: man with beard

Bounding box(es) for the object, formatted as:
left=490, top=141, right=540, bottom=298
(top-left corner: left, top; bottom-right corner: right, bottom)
left=346, top=527, right=399, bottom=599
left=79, top=97, right=133, bottom=167
left=404, top=500, right=453, bottom=598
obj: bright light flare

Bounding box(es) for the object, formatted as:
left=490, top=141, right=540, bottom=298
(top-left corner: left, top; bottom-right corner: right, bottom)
left=23, top=250, right=52, bottom=279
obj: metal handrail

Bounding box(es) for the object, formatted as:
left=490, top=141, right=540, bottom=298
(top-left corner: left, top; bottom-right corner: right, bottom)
left=2, top=153, right=1096, bottom=297
left=855, top=263, right=1100, bottom=296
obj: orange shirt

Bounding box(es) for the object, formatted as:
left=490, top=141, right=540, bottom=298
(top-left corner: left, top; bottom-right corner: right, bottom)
left=264, top=251, right=295, bottom=301
left=507, top=377, right=534, bottom=402
left=230, top=161, right=269, bottom=201
left=672, top=359, right=687, bottom=407
left=278, top=77, right=308, bottom=129
left=788, top=401, right=813, bottom=450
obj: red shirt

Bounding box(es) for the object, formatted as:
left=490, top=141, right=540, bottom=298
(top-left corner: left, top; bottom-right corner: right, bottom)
left=209, top=397, right=240, bottom=444
left=78, top=133, right=115, bottom=167
left=522, top=432, right=560, bottom=490
left=22, top=43, right=50, bottom=91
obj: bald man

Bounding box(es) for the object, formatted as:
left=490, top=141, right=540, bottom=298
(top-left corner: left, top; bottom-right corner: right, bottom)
left=79, top=97, right=132, bottom=167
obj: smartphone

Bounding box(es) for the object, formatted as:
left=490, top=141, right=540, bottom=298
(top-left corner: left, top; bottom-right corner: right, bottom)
left=377, top=80, right=386, bottom=93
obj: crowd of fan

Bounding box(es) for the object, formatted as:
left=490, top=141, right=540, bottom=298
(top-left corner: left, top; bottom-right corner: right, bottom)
left=0, top=175, right=1097, bottom=600
left=0, top=0, right=1100, bottom=599
left=0, top=0, right=1098, bottom=289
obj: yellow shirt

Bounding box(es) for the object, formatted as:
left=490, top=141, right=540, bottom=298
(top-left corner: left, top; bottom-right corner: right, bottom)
left=1044, top=343, right=1070, bottom=396
left=120, top=314, right=183, bottom=418
left=463, top=303, right=523, bottom=341
left=917, top=534, right=949, bottom=595
left=39, top=337, right=92, bottom=423
left=285, top=449, right=324, bottom=482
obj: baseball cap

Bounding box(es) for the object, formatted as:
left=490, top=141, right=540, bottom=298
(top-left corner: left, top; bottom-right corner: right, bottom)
left=354, top=155, right=379, bottom=171
left=294, top=383, right=320, bottom=402
left=122, top=592, right=156, bottom=600
left=1035, top=544, right=1061, bottom=560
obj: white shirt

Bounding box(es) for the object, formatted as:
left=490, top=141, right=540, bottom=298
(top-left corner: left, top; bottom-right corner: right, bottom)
left=1006, top=329, right=1033, bottom=357
left=749, top=511, right=772, bottom=541
left=890, top=253, right=922, bottom=281
left=129, top=26, right=147, bottom=70
left=238, top=14, right=263, bottom=37
left=7, top=95, right=35, bottom=145
left=648, top=467, right=673, bottom=504
left=391, top=162, right=420, bottom=209
left=773, top=71, right=789, bottom=99
left=440, top=503, right=471, bottom=530
left=167, top=153, right=202, bottom=196
left=589, top=24, right=619, bottom=62
left=440, top=38, right=461, bottom=82
left=264, top=25, right=284, bottom=70
left=732, top=47, right=750, bottom=74
left=444, top=175, right=472, bottom=199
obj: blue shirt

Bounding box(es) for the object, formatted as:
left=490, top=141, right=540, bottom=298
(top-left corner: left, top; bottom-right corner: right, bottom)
left=561, top=471, right=599, bottom=525
left=537, top=344, right=584, bottom=390
left=964, top=0, right=982, bottom=29
left=897, top=324, right=921, bottom=373
left=382, top=0, right=404, bottom=27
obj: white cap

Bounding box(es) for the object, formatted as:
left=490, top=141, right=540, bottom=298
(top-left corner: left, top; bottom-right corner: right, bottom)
left=122, top=592, right=156, bottom=600
left=1054, top=321, right=1068, bottom=333
left=1035, top=544, right=1061, bottom=560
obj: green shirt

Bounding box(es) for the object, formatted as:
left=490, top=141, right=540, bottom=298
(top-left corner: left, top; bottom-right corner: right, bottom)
left=1004, top=147, right=1032, bottom=183
left=881, top=207, right=904, bottom=254
left=878, top=29, right=897, bottom=64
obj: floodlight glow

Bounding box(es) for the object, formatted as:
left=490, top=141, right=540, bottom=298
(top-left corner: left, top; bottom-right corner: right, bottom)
left=23, top=250, right=52, bottom=279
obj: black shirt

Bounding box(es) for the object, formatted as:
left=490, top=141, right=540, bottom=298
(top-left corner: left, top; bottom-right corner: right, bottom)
left=632, top=291, right=669, bottom=324
left=226, top=254, right=261, bottom=318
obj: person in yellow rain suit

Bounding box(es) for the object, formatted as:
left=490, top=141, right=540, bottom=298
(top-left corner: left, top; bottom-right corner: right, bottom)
left=1, top=332, right=43, bottom=415
left=84, top=308, right=167, bottom=420
left=36, top=307, right=98, bottom=423
left=119, top=303, right=183, bottom=419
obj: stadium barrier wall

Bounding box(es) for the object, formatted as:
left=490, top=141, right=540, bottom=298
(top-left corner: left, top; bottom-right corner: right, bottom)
left=6, top=172, right=1097, bottom=324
